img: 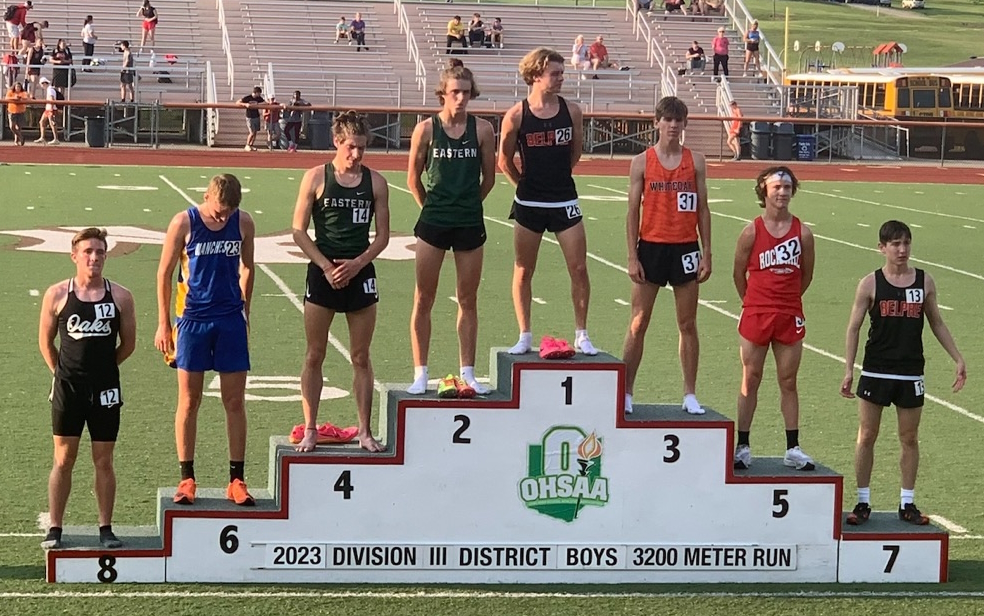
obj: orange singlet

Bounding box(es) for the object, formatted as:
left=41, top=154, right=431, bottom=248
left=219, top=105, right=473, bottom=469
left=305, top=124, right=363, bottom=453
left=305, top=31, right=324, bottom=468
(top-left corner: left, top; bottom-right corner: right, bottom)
left=639, top=147, right=699, bottom=244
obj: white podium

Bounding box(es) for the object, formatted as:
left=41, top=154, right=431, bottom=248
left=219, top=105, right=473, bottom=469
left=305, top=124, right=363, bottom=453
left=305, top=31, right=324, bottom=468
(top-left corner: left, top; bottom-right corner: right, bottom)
left=46, top=350, right=948, bottom=584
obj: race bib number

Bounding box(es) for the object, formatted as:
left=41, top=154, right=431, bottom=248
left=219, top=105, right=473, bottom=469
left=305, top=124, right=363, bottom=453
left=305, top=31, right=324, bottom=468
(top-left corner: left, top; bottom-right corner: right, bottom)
left=352, top=208, right=370, bottom=224
left=95, top=302, right=116, bottom=319
left=914, top=380, right=925, bottom=396
left=566, top=204, right=582, bottom=219
left=906, top=288, right=924, bottom=304
left=362, top=278, right=377, bottom=296
left=554, top=126, right=573, bottom=144
left=677, top=192, right=697, bottom=213
left=99, top=388, right=121, bottom=407
left=681, top=250, right=700, bottom=274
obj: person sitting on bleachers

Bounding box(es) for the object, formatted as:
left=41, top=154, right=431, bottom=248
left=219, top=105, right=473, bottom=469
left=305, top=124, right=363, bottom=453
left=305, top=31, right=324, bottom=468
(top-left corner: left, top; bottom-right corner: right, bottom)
left=467, top=13, right=486, bottom=48
left=446, top=15, right=468, bottom=55
left=588, top=35, right=618, bottom=71
left=334, top=16, right=349, bottom=43
left=349, top=12, right=368, bottom=52
left=704, top=0, right=725, bottom=15
left=664, top=0, right=686, bottom=15
left=689, top=0, right=706, bottom=16
left=638, top=0, right=653, bottom=11
left=685, top=40, right=706, bottom=71
left=571, top=35, right=591, bottom=72
left=487, top=17, right=503, bottom=49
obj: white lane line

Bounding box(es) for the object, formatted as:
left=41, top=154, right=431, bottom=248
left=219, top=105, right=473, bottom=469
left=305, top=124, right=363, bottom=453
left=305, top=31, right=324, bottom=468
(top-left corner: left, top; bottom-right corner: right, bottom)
left=0, top=533, right=43, bottom=537
left=614, top=299, right=629, bottom=306
left=532, top=297, right=547, bottom=305
left=161, top=174, right=385, bottom=395
left=963, top=225, right=977, bottom=229
left=3, top=590, right=984, bottom=599
left=929, top=515, right=968, bottom=534
left=856, top=223, right=869, bottom=227
left=938, top=304, right=953, bottom=311
left=29, top=289, right=40, bottom=296
left=801, top=189, right=984, bottom=224
left=448, top=296, right=459, bottom=305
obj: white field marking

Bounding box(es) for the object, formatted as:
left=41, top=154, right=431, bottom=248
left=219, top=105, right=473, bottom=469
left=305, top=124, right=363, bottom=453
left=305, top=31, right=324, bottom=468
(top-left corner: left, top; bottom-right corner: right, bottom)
left=953, top=535, right=984, bottom=540
left=532, top=297, right=547, bottom=305
left=801, top=189, right=984, bottom=224
left=832, top=189, right=842, bottom=192
left=186, top=186, right=251, bottom=193
left=588, top=216, right=598, bottom=221
left=500, top=181, right=511, bottom=186
left=938, top=304, right=953, bottom=311
left=142, top=208, right=151, bottom=212
left=96, top=185, right=158, bottom=191
left=114, top=173, right=120, bottom=177
left=448, top=296, right=459, bottom=305
left=803, top=222, right=815, bottom=226
left=873, top=190, right=883, bottom=193
left=703, top=300, right=727, bottom=304
left=963, top=225, right=976, bottom=229
left=84, top=207, right=93, bottom=211
left=161, top=175, right=386, bottom=395
left=929, top=515, right=968, bottom=534
left=485, top=211, right=984, bottom=425
left=37, top=512, right=50, bottom=531
left=69, top=172, right=76, bottom=176
left=26, top=206, right=34, bottom=210
left=4, top=590, right=984, bottom=599
left=856, top=223, right=869, bottom=227
left=911, top=223, right=922, bottom=228
left=255, top=210, right=263, bottom=214
left=956, top=192, right=966, bottom=195
left=915, top=191, right=924, bottom=194
left=200, top=175, right=207, bottom=178
left=24, top=171, right=31, bottom=174
left=589, top=183, right=734, bottom=205
left=614, top=298, right=629, bottom=306
left=0, top=533, right=43, bottom=537
left=244, top=176, right=251, bottom=180
left=260, top=293, right=290, bottom=298
left=288, top=177, right=295, bottom=180
left=29, top=289, right=39, bottom=296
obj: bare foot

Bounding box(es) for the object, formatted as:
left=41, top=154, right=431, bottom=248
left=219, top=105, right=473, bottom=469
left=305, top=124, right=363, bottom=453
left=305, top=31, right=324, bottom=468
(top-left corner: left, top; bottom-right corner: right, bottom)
left=359, top=433, right=386, bottom=453
left=294, top=428, right=319, bottom=452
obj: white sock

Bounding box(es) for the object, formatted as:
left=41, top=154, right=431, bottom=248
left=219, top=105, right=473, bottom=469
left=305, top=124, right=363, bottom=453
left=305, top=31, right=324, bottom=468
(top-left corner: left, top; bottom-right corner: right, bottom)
left=682, top=393, right=705, bottom=415
left=901, top=488, right=914, bottom=506
left=574, top=329, right=598, bottom=355
left=460, top=366, right=490, bottom=395
left=857, top=487, right=870, bottom=505
left=407, top=366, right=428, bottom=395
left=624, top=393, right=633, bottom=414
left=508, top=331, right=532, bottom=355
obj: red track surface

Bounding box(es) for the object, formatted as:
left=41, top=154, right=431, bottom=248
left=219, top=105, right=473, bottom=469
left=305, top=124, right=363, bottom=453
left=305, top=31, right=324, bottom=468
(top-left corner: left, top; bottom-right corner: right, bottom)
left=2, top=145, right=984, bottom=183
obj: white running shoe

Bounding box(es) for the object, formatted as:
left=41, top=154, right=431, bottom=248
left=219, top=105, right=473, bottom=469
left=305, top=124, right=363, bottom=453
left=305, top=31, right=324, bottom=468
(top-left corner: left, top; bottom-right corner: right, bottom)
left=784, top=446, right=816, bottom=471
left=34, top=138, right=45, bottom=143
left=624, top=393, right=633, bottom=414
left=466, top=379, right=490, bottom=396
left=575, top=334, right=598, bottom=356
left=682, top=393, right=705, bottom=415
left=48, top=139, right=60, bottom=145
left=508, top=337, right=532, bottom=355
left=734, top=444, right=752, bottom=469
left=406, top=374, right=428, bottom=395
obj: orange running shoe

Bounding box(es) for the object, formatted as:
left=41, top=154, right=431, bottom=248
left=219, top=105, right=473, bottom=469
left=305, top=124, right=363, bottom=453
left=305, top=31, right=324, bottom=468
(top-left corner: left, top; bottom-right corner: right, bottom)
left=453, top=376, right=476, bottom=399
left=173, top=478, right=197, bottom=505
left=227, top=478, right=256, bottom=506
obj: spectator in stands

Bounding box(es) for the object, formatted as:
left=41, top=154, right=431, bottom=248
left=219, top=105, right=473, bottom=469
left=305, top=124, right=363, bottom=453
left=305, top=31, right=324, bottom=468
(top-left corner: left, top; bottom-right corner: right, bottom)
left=120, top=40, right=135, bottom=102
left=24, top=38, right=44, bottom=98
left=2, top=48, right=20, bottom=91
left=712, top=26, right=730, bottom=77
left=335, top=16, right=349, bottom=43
left=446, top=15, right=468, bottom=55
left=36, top=76, right=59, bottom=144
left=638, top=0, right=653, bottom=12
left=468, top=13, right=486, bottom=48
left=589, top=35, right=618, bottom=71
left=685, top=40, right=706, bottom=72
left=19, top=19, right=47, bottom=55
left=726, top=100, right=743, bottom=161
left=349, top=12, right=368, bottom=52
left=689, top=0, right=706, bottom=16
left=744, top=20, right=761, bottom=74
left=488, top=17, right=503, bottom=49
left=237, top=85, right=265, bottom=151
left=80, top=16, right=98, bottom=70
left=571, top=35, right=590, bottom=74
left=137, top=1, right=159, bottom=53
left=5, top=81, right=29, bottom=146
left=4, top=1, right=32, bottom=53
left=284, top=90, right=310, bottom=152
left=447, top=57, right=464, bottom=69
left=704, top=0, right=725, bottom=14
left=263, top=96, right=282, bottom=150
left=664, top=0, right=686, bottom=16
left=50, top=39, right=73, bottom=96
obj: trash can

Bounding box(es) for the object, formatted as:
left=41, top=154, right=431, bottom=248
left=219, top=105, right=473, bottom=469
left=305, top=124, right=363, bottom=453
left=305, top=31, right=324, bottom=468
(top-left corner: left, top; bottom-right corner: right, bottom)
left=796, top=133, right=817, bottom=161
left=750, top=121, right=772, bottom=160
left=772, top=122, right=795, bottom=161
left=307, top=111, right=330, bottom=150
left=85, top=115, right=106, bottom=148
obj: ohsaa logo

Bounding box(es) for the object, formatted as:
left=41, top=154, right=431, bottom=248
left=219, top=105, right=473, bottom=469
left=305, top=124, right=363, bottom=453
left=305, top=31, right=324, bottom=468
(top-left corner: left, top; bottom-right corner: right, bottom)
left=519, top=426, right=609, bottom=523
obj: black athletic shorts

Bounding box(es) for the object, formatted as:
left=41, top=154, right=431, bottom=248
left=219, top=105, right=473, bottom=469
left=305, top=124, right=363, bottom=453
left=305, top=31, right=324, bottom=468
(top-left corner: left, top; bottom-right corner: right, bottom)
left=510, top=201, right=583, bottom=234
left=857, top=374, right=925, bottom=409
left=414, top=220, right=486, bottom=252
left=305, top=261, right=379, bottom=313
left=637, top=240, right=701, bottom=287
left=50, top=377, right=122, bottom=441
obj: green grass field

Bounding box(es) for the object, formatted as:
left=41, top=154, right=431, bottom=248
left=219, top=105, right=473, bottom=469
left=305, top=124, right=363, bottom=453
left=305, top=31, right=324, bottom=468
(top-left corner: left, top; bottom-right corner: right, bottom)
left=1, top=161, right=984, bottom=614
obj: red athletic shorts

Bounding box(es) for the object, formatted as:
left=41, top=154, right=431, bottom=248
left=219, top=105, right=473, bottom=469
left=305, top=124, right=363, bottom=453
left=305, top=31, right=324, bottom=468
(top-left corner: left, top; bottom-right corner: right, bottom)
left=142, top=20, right=156, bottom=32
left=738, top=311, right=805, bottom=347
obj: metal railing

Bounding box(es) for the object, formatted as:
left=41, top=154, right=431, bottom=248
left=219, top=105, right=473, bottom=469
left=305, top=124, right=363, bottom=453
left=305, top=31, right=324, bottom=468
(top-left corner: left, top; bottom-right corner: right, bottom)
left=205, top=60, right=219, bottom=146
left=394, top=0, right=428, bottom=100
left=263, top=62, right=276, bottom=100
left=217, top=0, right=236, bottom=100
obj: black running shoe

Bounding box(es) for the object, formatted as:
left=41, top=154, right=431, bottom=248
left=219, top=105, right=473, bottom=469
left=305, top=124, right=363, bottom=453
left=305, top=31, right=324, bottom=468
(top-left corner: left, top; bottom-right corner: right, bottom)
left=41, top=528, right=63, bottom=550
left=899, top=502, right=930, bottom=525
left=846, top=502, right=871, bottom=525
left=99, top=529, right=123, bottom=549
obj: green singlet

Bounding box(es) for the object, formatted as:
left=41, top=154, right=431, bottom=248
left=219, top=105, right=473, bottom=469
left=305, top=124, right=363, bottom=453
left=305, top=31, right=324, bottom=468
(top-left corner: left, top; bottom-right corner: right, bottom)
left=421, top=114, right=483, bottom=227
left=312, top=162, right=374, bottom=259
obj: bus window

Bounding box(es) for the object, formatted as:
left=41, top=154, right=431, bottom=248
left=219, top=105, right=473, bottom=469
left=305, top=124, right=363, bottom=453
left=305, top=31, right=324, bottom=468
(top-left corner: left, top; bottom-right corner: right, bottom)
left=874, top=84, right=886, bottom=108
left=912, top=89, right=936, bottom=108
left=897, top=88, right=910, bottom=109
left=938, top=87, right=952, bottom=108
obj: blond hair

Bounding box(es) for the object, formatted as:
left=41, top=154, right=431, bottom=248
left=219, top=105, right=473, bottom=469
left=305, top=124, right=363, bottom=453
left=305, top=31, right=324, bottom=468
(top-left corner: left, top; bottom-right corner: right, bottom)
left=332, top=110, right=371, bottom=142
left=208, top=174, right=242, bottom=209
left=518, top=47, right=566, bottom=85
left=71, top=227, right=108, bottom=251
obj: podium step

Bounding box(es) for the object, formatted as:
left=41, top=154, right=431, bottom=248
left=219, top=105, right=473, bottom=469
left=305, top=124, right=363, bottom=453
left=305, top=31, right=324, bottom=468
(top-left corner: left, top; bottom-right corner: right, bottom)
left=839, top=511, right=948, bottom=583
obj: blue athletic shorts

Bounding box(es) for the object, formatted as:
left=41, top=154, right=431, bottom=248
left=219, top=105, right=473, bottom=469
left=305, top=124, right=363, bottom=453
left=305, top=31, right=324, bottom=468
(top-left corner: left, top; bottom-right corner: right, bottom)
left=175, top=312, right=250, bottom=373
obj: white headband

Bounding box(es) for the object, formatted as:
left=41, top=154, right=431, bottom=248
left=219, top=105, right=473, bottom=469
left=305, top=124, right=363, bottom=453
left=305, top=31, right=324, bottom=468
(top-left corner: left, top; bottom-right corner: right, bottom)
left=766, top=171, right=792, bottom=184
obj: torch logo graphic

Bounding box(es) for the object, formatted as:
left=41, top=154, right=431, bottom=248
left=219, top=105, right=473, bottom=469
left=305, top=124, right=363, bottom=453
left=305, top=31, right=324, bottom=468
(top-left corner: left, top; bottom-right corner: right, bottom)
left=519, top=426, right=610, bottom=523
